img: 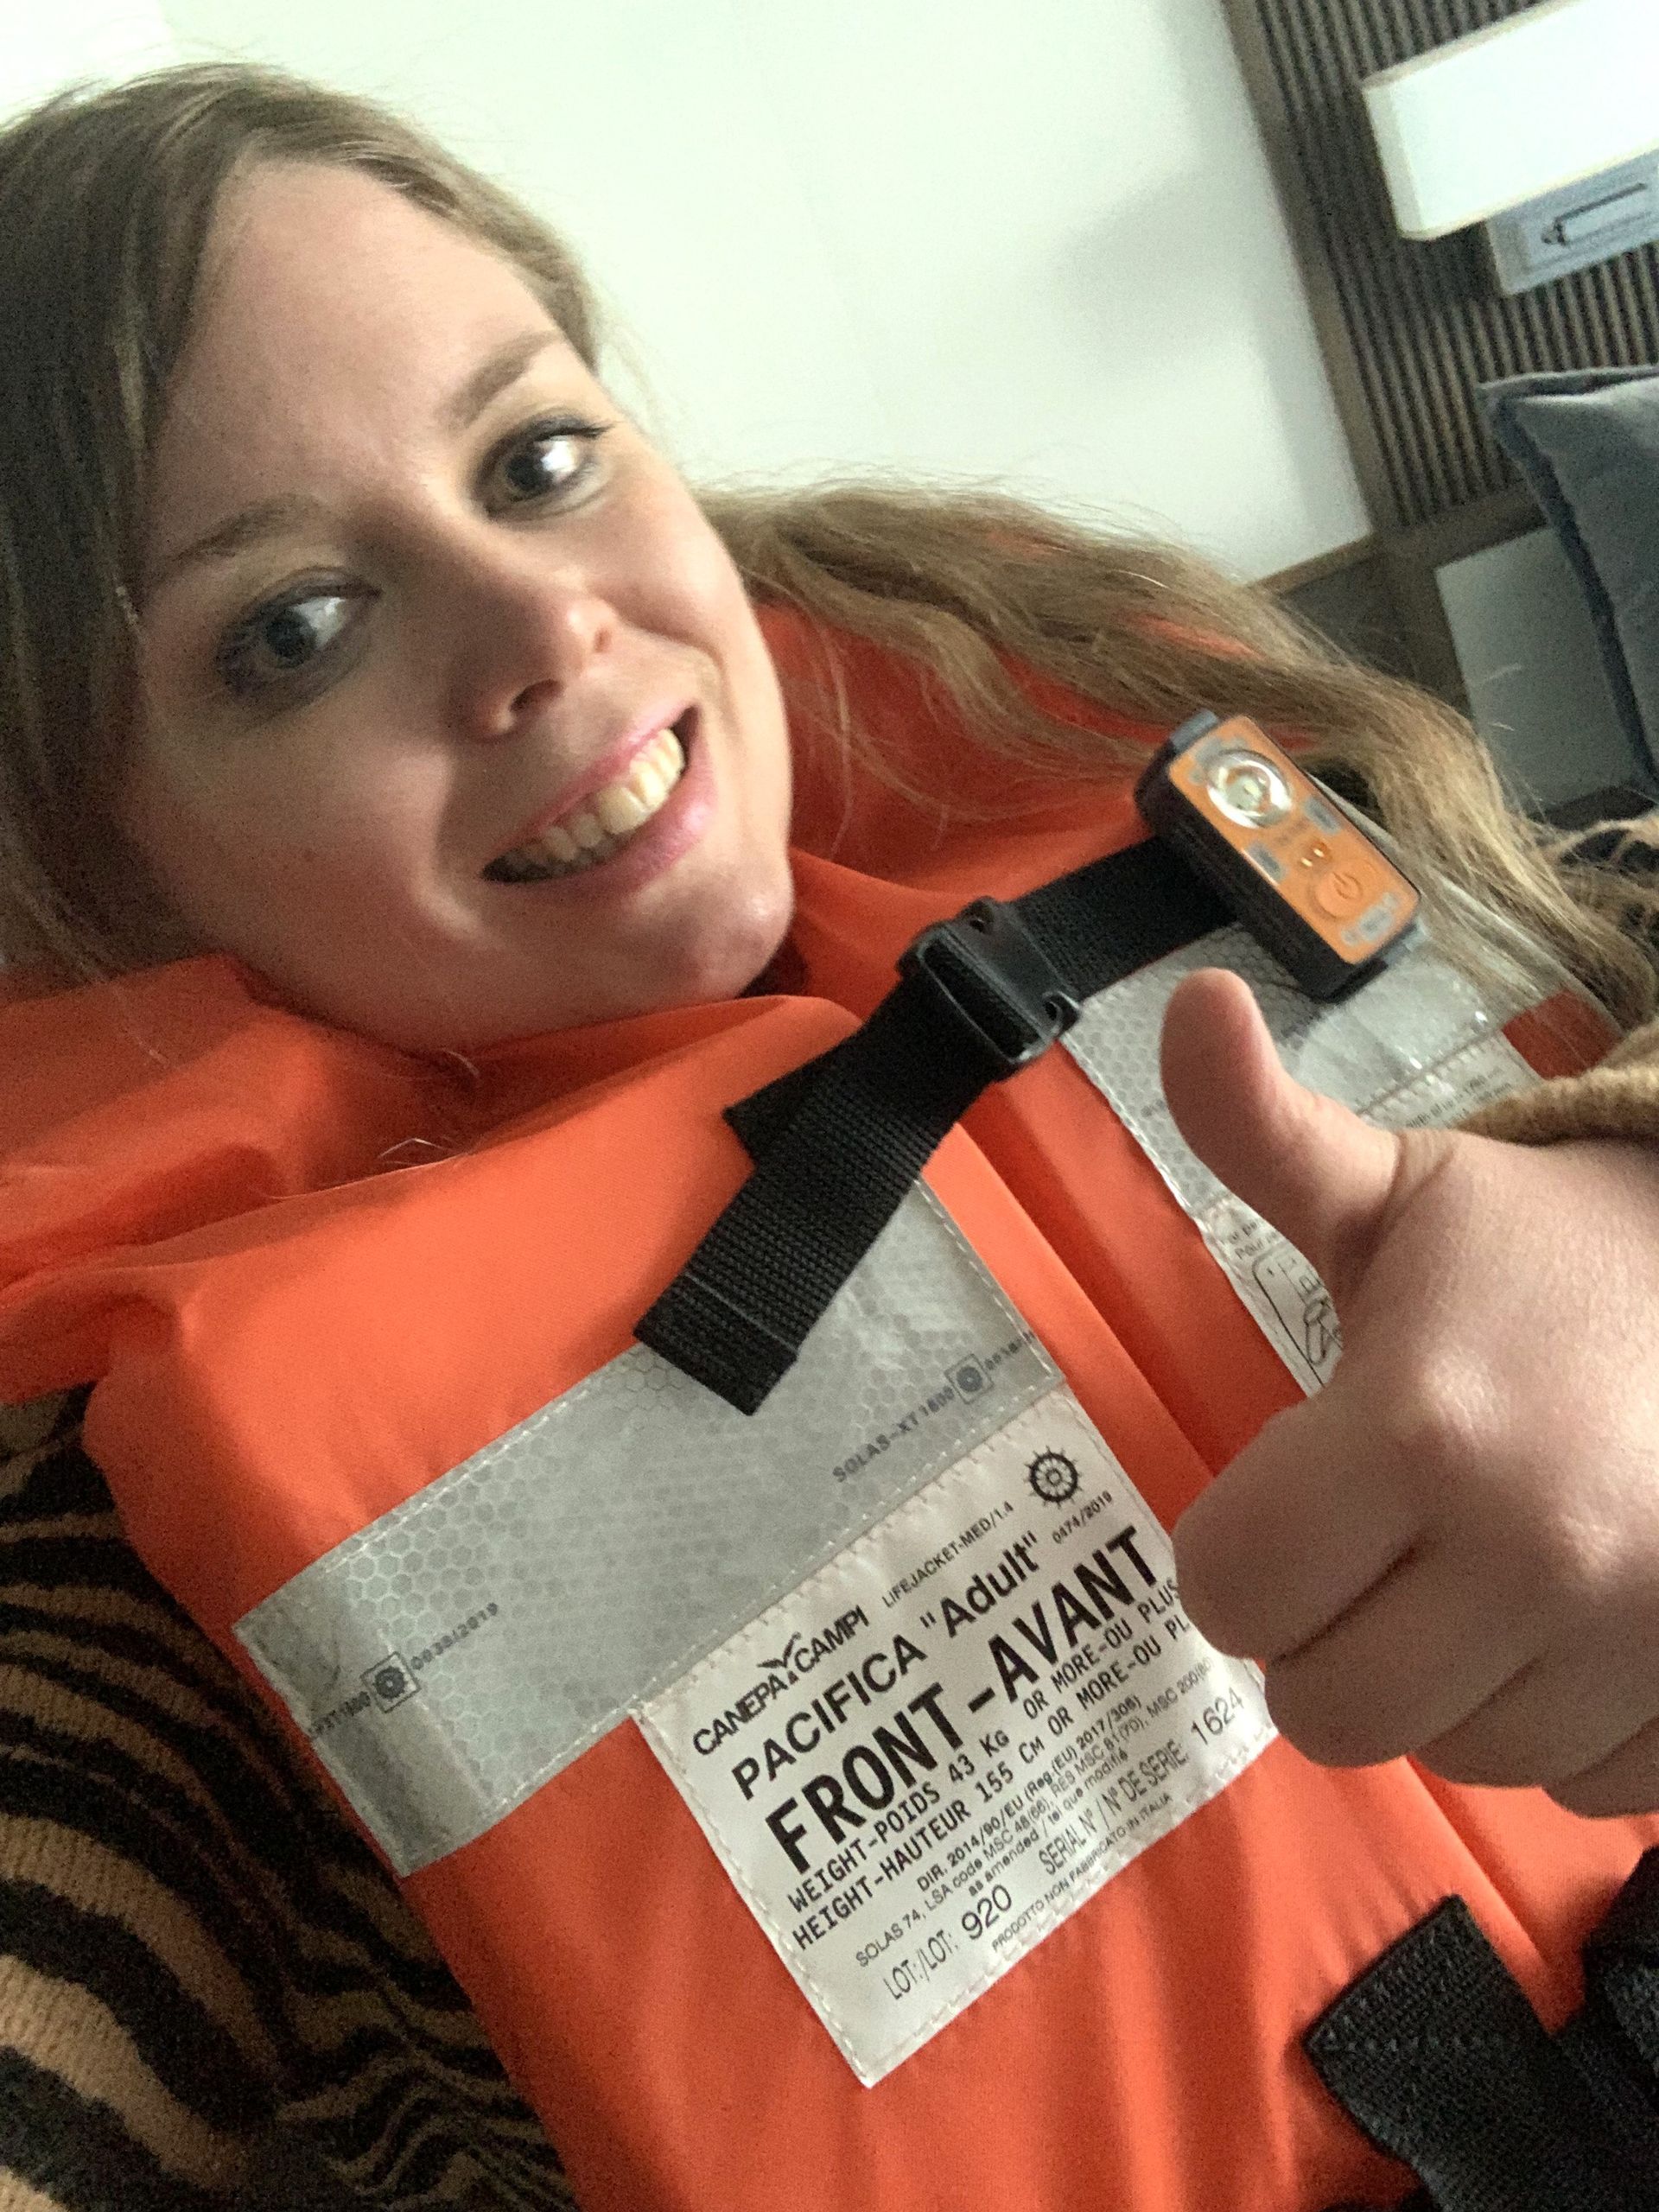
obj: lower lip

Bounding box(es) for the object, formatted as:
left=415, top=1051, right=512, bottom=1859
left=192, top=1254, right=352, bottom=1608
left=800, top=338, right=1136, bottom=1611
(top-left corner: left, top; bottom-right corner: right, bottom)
left=491, top=709, right=715, bottom=902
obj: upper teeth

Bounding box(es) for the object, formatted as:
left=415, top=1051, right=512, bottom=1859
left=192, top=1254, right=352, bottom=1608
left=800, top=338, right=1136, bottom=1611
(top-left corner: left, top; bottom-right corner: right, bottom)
left=490, top=724, right=687, bottom=880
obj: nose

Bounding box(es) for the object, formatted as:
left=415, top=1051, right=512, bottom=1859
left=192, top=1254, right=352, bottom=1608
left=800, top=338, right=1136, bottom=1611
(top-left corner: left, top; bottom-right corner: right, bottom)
left=440, top=535, right=620, bottom=745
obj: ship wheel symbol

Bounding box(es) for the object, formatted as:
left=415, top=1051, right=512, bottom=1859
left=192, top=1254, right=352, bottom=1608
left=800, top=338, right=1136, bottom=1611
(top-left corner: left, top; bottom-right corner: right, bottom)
left=1027, top=1449, right=1081, bottom=1506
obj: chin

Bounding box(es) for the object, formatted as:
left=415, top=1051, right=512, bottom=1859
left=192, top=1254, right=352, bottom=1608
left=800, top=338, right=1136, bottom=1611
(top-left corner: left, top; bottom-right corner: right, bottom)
left=653, top=881, right=795, bottom=1011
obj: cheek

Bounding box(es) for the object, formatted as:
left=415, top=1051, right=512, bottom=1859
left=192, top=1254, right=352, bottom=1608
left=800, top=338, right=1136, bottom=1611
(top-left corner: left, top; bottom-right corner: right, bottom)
left=668, top=519, right=786, bottom=743
left=118, top=736, right=411, bottom=944
left=124, top=748, right=280, bottom=887
left=117, top=749, right=227, bottom=919
left=741, top=625, right=793, bottom=833
left=641, top=488, right=741, bottom=631
left=624, top=468, right=754, bottom=641
left=627, top=487, right=791, bottom=823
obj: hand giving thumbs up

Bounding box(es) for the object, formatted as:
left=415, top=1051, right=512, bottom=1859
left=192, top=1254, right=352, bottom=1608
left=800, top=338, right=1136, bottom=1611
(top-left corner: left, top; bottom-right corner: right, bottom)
left=1160, top=965, right=1659, bottom=1818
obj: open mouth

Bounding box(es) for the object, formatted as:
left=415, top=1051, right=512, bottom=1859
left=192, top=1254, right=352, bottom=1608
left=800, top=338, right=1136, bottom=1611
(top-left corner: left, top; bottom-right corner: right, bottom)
left=482, top=710, right=696, bottom=884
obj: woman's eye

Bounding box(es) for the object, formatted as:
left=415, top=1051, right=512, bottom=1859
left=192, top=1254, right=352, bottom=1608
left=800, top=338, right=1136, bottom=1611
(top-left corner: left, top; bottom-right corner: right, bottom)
left=486, top=417, right=613, bottom=511
left=216, top=587, right=364, bottom=700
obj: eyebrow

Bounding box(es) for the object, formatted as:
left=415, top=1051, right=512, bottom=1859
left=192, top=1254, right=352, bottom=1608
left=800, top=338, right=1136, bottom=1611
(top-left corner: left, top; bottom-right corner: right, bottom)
left=439, top=327, right=563, bottom=435
left=143, top=327, right=566, bottom=601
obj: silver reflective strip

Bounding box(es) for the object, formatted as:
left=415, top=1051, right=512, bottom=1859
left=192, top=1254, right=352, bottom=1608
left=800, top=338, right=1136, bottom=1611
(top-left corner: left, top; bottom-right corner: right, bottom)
left=236, top=1185, right=1055, bottom=1875
left=1066, top=921, right=1534, bottom=1217
left=1064, top=924, right=1541, bottom=1389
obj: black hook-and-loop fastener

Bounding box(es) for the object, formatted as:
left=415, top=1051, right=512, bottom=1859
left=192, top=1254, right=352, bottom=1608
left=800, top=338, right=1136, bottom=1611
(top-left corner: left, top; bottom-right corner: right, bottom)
left=1309, top=1848, right=1659, bottom=2212
left=633, top=839, right=1227, bottom=1414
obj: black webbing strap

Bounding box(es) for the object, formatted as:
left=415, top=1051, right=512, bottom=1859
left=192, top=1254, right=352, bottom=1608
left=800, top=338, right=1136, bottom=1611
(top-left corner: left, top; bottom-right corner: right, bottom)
left=1581, top=1843, right=1659, bottom=2078
left=633, top=840, right=1227, bottom=1414
left=1309, top=1849, right=1659, bottom=2212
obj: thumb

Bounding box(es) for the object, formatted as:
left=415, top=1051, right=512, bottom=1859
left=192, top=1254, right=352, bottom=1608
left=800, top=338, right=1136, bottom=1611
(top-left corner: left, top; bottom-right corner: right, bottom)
left=1159, top=968, right=1406, bottom=1299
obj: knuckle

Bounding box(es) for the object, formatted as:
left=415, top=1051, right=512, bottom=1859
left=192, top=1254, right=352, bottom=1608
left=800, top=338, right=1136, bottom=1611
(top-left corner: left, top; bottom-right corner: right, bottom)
left=1171, top=1410, right=1307, bottom=1658
left=1387, top=1363, right=1602, bottom=1594
left=1170, top=1508, right=1242, bottom=1654
left=1512, top=1512, right=1608, bottom=1600
left=1417, top=1728, right=1538, bottom=1791
left=1547, top=1771, right=1630, bottom=1820
left=1548, top=1731, right=1659, bottom=1820
left=1389, top=1355, right=1497, bottom=1484
left=1266, top=1664, right=1401, bottom=1770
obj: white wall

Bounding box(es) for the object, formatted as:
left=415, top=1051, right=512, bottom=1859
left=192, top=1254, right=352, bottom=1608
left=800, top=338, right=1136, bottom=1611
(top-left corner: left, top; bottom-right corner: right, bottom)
left=12, top=0, right=1371, bottom=581
left=0, top=0, right=175, bottom=119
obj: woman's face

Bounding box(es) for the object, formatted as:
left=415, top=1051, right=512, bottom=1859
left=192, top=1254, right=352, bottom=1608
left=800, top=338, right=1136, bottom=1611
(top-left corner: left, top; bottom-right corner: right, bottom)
left=124, top=162, right=795, bottom=1054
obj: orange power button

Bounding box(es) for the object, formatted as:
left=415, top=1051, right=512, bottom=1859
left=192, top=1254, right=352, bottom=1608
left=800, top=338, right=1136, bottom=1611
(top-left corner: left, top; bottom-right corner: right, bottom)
left=1309, top=865, right=1370, bottom=920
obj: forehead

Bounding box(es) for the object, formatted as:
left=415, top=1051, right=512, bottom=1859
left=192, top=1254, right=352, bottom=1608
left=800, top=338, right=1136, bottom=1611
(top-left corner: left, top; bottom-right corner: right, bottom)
left=149, top=163, right=566, bottom=538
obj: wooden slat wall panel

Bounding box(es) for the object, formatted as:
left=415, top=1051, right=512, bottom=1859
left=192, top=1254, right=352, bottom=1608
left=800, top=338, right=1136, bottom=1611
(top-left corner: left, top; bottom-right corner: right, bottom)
left=1244, top=0, right=1659, bottom=530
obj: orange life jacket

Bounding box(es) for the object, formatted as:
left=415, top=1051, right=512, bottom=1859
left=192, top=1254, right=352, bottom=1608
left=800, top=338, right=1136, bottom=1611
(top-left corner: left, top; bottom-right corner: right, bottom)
left=0, top=602, right=1652, bottom=2212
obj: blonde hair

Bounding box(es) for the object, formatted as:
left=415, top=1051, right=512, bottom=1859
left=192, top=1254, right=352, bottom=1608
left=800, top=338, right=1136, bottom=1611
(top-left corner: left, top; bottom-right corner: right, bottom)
left=2, top=62, right=1655, bottom=1027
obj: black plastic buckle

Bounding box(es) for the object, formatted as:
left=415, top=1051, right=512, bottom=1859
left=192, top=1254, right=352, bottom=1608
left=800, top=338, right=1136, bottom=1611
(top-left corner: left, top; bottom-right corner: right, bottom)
left=898, top=898, right=1081, bottom=1075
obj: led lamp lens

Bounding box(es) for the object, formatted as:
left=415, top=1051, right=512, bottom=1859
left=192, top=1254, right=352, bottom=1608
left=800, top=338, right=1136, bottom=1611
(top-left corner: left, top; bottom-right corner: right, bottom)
left=1210, top=749, right=1292, bottom=828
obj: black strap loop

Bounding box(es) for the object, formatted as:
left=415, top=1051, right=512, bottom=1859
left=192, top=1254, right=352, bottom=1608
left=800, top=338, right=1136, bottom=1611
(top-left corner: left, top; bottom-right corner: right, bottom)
left=1310, top=1850, right=1659, bottom=2212
left=898, top=899, right=1080, bottom=1076
left=634, top=840, right=1226, bottom=1413
left=1582, top=1840, right=1659, bottom=2084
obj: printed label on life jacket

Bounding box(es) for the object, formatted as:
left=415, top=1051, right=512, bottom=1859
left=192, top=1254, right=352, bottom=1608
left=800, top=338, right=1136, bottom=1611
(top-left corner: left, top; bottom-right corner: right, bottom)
left=1063, top=925, right=1541, bottom=1392
left=639, top=1386, right=1274, bottom=2085
left=237, top=1185, right=1055, bottom=1876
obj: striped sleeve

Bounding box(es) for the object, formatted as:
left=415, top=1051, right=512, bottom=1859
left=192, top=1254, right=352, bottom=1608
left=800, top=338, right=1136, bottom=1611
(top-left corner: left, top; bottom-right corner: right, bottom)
left=1462, top=810, right=1659, bottom=1147
left=1549, top=813, right=1659, bottom=883
left=0, top=1392, right=576, bottom=2211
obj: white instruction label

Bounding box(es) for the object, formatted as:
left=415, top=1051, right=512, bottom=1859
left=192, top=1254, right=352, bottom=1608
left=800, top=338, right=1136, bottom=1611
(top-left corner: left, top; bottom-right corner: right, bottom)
left=1204, top=1194, right=1339, bottom=1392
left=638, top=1389, right=1274, bottom=2083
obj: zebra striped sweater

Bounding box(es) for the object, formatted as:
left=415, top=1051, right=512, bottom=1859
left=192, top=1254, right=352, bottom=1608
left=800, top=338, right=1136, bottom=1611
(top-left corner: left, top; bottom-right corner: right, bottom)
left=1, top=1390, right=574, bottom=2210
